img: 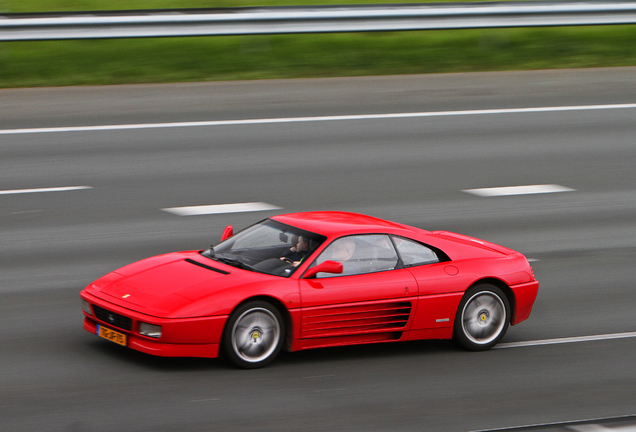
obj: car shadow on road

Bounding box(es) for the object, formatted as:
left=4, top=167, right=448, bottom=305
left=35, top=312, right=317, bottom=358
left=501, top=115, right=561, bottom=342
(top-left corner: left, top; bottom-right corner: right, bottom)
left=85, top=338, right=460, bottom=372
left=85, top=339, right=230, bottom=371
left=277, top=339, right=457, bottom=366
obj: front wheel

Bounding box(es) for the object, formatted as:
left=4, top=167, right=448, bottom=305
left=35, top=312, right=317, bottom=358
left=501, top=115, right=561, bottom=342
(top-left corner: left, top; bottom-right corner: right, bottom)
left=223, top=301, right=284, bottom=368
left=454, top=284, right=510, bottom=351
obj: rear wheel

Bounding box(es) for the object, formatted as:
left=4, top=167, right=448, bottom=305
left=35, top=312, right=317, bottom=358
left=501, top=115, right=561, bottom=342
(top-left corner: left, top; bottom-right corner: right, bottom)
left=454, top=284, right=510, bottom=351
left=223, top=301, right=284, bottom=368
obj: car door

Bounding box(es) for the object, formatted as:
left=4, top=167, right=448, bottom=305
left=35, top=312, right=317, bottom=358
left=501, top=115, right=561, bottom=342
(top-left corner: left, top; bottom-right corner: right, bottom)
left=391, top=236, right=470, bottom=335
left=298, top=235, right=418, bottom=344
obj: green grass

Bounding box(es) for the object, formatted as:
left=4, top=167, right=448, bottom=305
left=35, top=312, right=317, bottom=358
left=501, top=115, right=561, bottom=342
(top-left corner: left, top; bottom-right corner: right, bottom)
left=2, top=1, right=636, bottom=88
left=1, top=26, right=636, bottom=88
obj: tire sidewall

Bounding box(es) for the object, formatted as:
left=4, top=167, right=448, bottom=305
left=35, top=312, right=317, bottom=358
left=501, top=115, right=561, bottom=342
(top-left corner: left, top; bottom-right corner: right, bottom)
left=222, top=300, right=285, bottom=369
left=454, top=284, right=510, bottom=351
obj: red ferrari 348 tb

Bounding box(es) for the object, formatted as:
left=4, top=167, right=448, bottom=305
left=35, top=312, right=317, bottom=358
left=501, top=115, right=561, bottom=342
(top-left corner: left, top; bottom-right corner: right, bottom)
left=80, top=211, right=538, bottom=368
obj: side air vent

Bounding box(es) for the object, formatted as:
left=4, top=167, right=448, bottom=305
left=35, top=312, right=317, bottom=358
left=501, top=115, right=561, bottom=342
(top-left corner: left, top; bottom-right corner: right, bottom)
left=302, top=301, right=412, bottom=339
left=184, top=258, right=230, bottom=275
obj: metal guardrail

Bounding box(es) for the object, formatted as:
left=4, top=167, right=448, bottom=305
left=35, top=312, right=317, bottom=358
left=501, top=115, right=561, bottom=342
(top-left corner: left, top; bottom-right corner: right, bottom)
left=2, top=1, right=636, bottom=41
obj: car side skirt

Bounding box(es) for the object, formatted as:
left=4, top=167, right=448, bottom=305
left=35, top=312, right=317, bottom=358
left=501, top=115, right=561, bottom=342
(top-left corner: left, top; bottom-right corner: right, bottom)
left=290, top=327, right=454, bottom=352
left=406, top=327, right=454, bottom=341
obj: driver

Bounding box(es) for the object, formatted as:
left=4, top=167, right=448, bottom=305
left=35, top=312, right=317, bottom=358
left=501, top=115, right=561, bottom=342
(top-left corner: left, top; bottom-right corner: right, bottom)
left=280, top=235, right=311, bottom=267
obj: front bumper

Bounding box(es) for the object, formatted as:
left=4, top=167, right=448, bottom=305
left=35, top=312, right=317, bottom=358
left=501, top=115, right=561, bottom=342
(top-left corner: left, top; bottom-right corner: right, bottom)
left=81, top=291, right=226, bottom=358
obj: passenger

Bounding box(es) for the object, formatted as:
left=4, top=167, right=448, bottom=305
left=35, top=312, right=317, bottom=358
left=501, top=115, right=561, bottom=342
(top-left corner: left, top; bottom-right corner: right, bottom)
left=281, top=235, right=311, bottom=267
left=315, top=236, right=367, bottom=276
left=325, top=237, right=356, bottom=263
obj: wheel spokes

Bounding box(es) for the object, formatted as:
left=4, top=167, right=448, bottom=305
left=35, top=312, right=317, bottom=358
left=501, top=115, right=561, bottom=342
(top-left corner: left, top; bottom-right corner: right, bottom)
left=232, top=308, right=281, bottom=363
left=461, top=291, right=506, bottom=345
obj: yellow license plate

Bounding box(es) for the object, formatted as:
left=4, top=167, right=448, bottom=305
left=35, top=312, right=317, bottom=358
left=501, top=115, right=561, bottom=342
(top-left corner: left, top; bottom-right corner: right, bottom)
left=97, top=325, right=127, bottom=346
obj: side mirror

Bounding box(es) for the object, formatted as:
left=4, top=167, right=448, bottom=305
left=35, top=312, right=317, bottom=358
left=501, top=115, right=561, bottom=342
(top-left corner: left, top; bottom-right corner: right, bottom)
left=220, top=225, right=233, bottom=242
left=303, top=260, right=343, bottom=279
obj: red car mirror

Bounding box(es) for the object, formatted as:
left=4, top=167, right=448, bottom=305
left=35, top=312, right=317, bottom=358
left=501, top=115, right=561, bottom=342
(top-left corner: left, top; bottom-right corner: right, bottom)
left=303, top=260, right=343, bottom=279
left=220, top=225, right=233, bottom=242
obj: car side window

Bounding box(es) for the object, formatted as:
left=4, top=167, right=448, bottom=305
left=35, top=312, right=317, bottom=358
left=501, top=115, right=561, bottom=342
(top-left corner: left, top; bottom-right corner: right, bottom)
left=312, top=234, right=399, bottom=278
left=392, top=236, right=439, bottom=267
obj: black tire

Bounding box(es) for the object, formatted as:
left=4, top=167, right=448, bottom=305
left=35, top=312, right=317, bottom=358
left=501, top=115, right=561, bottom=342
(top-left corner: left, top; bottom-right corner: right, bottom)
left=223, top=301, right=285, bottom=369
left=454, top=284, right=510, bottom=351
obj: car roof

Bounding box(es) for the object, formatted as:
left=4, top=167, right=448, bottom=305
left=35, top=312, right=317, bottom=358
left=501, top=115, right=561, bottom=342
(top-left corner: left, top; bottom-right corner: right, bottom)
left=271, top=211, right=426, bottom=238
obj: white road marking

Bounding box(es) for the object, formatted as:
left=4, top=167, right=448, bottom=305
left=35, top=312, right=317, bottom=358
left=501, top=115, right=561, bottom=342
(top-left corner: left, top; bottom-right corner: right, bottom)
left=313, top=388, right=345, bottom=393
left=0, top=186, right=92, bottom=195
left=2, top=103, right=636, bottom=135
left=190, top=398, right=220, bottom=403
left=11, top=210, right=44, bottom=214
left=162, top=202, right=281, bottom=216
left=468, top=415, right=636, bottom=432
left=569, top=426, right=622, bottom=432
left=495, top=331, right=636, bottom=349
left=463, top=184, right=575, bottom=197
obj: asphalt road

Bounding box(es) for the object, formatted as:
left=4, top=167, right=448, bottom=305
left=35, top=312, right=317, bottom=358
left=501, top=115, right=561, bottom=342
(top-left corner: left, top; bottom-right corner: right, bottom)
left=2, top=68, right=636, bottom=432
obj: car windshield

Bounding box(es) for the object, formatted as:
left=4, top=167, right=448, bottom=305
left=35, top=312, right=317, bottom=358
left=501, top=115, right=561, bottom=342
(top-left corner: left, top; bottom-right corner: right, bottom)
left=201, top=219, right=326, bottom=278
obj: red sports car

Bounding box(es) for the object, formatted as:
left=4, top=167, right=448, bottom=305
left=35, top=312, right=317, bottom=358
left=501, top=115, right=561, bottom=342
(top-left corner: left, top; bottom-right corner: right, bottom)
left=80, top=211, right=538, bottom=368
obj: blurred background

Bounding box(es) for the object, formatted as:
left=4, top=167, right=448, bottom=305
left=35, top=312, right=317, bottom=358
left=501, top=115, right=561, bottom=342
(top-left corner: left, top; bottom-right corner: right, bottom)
left=2, top=1, right=636, bottom=431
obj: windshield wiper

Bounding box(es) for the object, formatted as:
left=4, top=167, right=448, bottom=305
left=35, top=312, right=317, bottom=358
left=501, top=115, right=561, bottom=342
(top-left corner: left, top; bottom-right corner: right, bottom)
left=201, top=247, right=215, bottom=259
left=213, top=256, right=254, bottom=271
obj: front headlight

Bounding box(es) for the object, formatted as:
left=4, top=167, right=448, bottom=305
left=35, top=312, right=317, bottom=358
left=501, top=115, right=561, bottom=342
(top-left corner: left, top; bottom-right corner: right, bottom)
left=139, top=322, right=162, bottom=338
left=81, top=298, right=93, bottom=316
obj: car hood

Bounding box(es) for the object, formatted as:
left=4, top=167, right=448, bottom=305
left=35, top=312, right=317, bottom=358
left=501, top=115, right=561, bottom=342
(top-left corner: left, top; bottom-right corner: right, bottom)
left=86, top=251, right=260, bottom=317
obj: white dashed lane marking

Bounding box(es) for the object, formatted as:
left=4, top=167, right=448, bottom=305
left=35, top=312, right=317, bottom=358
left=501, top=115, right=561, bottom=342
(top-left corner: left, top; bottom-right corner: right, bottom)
left=0, top=186, right=92, bottom=195
left=463, top=184, right=575, bottom=197
left=162, top=202, right=282, bottom=216
left=11, top=210, right=44, bottom=214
